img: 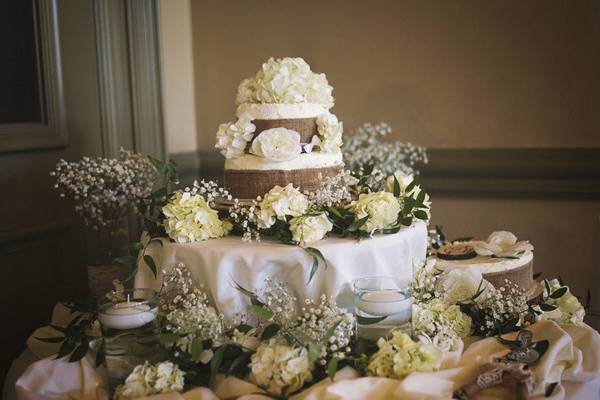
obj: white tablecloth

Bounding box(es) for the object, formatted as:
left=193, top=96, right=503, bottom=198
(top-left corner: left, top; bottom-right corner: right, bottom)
left=135, top=222, right=427, bottom=316
left=7, top=307, right=600, bottom=400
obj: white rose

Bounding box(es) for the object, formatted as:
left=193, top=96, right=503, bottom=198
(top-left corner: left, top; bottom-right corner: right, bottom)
left=251, top=128, right=301, bottom=162
left=351, top=191, right=401, bottom=233
left=257, top=184, right=309, bottom=229
left=470, top=231, right=534, bottom=258
left=289, top=213, right=333, bottom=245
left=385, top=171, right=414, bottom=194
left=438, top=268, right=490, bottom=304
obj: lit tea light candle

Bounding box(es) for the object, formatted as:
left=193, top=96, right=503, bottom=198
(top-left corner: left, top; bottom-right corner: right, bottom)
left=98, top=296, right=157, bottom=330
left=355, top=290, right=412, bottom=318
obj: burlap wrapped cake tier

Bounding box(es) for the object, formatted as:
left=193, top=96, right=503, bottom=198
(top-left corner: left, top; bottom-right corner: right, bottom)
left=252, top=118, right=318, bottom=144
left=225, top=164, right=343, bottom=199
left=482, top=259, right=533, bottom=292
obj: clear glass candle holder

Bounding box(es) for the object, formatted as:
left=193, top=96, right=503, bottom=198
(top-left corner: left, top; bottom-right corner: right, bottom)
left=98, top=288, right=161, bottom=392
left=353, top=276, right=412, bottom=341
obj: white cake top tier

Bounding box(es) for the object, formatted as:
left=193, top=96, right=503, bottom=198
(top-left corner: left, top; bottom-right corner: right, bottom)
left=225, top=151, right=343, bottom=171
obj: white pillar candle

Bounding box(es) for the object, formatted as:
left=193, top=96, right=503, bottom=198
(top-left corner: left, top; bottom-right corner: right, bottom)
left=99, top=301, right=157, bottom=330
left=355, top=290, right=412, bottom=317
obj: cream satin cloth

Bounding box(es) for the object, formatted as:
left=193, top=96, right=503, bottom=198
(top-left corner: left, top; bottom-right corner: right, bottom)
left=135, top=222, right=427, bottom=317
left=11, top=306, right=600, bottom=400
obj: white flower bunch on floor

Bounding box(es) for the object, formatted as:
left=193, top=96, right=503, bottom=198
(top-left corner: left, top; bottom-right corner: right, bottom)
left=160, top=264, right=225, bottom=359
left=51, top=148, right=157, bottom=230
left=291, top=294, right=355, bottom=364
left=249, top=338, right=313, bottom=397
left=413, top=299, right=471, bottom=351
left=114, top=361, right=184, bottom=400
left=366, top=331, right=443, bottom=379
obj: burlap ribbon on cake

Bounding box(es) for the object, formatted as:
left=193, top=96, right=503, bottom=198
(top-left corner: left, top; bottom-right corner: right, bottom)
left=225, top=165, right=342, bottom=199
left=252, top=117, right=318, bottom=144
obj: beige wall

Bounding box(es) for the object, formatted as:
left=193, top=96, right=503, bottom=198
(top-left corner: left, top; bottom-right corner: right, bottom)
left=159, top=0, right=197, bottom=153
left=189, top=0, right=599, bottom=150
left=161, top=1, right=600, bottom=327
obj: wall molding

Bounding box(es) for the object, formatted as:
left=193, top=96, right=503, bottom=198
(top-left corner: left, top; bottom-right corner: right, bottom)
left=170, top=148, right=600, bottom=199
left=92, top=0, right=166, bottom=159
left=0, top=0, right=68, bottom=153
left=93, top=0, right=133, bottom=157
left=419, top=148, right=600, bottom=199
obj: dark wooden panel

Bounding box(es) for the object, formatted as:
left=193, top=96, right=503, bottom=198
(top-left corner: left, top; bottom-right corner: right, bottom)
left=0, top=225, right=66, bottom=381
left=171, top=148, right=600, bottom=199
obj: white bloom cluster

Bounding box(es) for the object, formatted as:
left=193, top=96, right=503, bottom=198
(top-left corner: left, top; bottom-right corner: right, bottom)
left=215, top=117, right=256, bottom=159
left=437, top=268, right=490, bottom=305
left=160, top=264, right=224, bottom=357
left=315, top=112, right=343, bottom=153
left=289, top=213, right=333, bottom=246
left=162, top=183, right=232, bottom=244
left=470, top=231, right=534, bottom=258
left=413, top=299, right=471, bottom=351
left=412, top=261, right=441, bottom=303
left=256, top=184, right=309, bottom=229
left=351, top=191, right=401, bottom=233
left=258, top=278, right=297, bottom=325
left=472, top=279, right=531, bottom=335
left=538, top=279, right=585, bottom=325
left=114, top=361, right=184, bottom=400
left=366, top=331, right=443, bottom=379
left=342, top=122, right=428, bottom=190
left=291, top=295, right=355, bottom=363
left=250, top=127, right=301, bottom=162
left=228, top=198, right=261, bottom=242
left=51, top=149, right=157, bottom=230
left=303, top=170, right=354, bottom=208
left=249, top=339, right=313, bottom=397
left=236, top=57, right=334, bottom=109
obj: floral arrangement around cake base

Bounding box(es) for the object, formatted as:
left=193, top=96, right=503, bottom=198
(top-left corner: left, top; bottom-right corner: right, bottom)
left=41, top=260, right=588, bottom=400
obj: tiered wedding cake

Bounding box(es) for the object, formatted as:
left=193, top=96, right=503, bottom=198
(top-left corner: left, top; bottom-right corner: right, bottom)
left=215, top=57, right=344, bottom=199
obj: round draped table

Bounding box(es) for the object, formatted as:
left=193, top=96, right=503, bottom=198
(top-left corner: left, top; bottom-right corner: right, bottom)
left=135, top=221, right=428, bottom=316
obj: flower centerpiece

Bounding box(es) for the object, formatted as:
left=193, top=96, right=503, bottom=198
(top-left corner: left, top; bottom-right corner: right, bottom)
left=51, top=149, right=159, bottom=295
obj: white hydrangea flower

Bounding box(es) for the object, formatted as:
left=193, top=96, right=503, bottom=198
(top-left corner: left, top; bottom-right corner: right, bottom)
left=367, top=331, right=442, bottom=379
left=539, top=279, right=585, bottom=325
left=249, top=339, right=313, bottom=397
left=289, top=213, right=333, bottom=245
left=350, top=191, right=401, bottom=233
left=257, top=184, right=309, bottom=229
left=469, top=231, right=534, bottom=258
left=316, top=112, right=343, bottom=153
left=114, top=361, right=184, bottom=400
left=162, top=191, right=232, bottom=243
left=413, top=299, right=471, bottom=351
left=215, top=116, right=256, bottom=159
left=250, top=127, right=301, bottom=162
left=437, top=267, right=490, bottom=305
left=235, top=57, right=334, bottom=109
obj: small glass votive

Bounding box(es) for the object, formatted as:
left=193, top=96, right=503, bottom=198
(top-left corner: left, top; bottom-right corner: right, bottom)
left=98, top=288, right=161, bottom=391
left=352, top=276, right=412, bottom=341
